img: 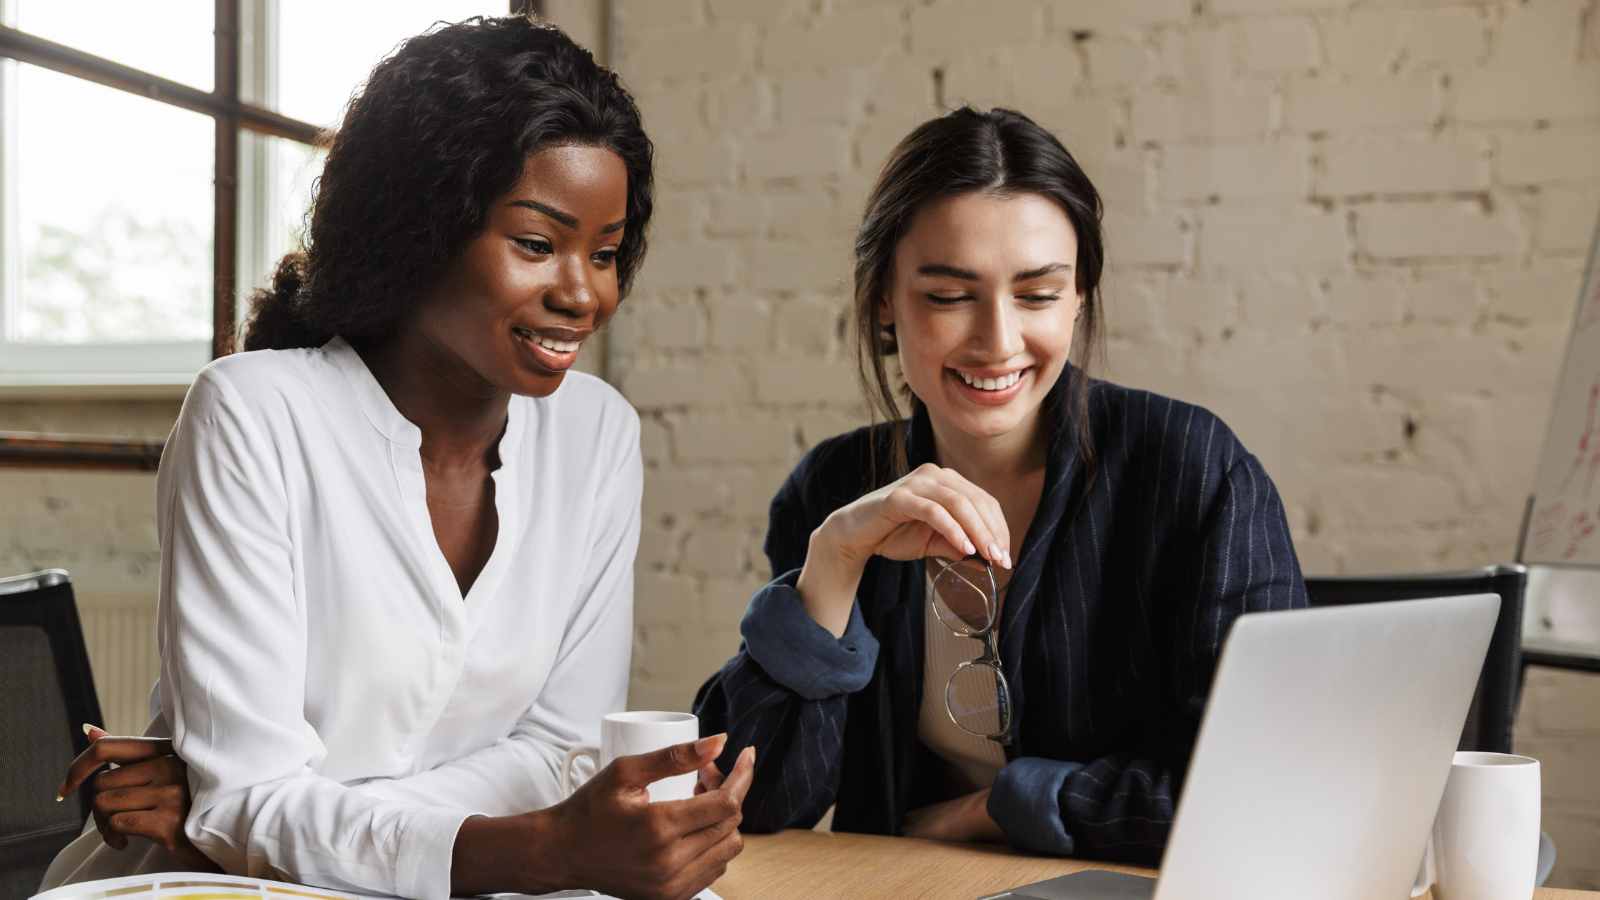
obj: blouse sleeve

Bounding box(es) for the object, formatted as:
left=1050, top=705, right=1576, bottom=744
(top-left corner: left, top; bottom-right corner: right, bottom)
left=986, top=453, right=1306, bottom=862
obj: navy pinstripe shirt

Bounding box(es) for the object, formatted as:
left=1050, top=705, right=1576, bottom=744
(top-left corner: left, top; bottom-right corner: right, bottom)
left=694, top=371, right=1306, bottom=862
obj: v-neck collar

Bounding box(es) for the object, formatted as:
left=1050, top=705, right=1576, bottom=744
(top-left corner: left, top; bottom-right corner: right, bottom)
left=902, top=364, right=1084, bottom=745
left=324, top=336, right=522, bottom=620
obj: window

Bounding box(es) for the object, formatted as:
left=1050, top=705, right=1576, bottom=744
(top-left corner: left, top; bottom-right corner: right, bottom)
left=0, top=0, right=516, bottom=383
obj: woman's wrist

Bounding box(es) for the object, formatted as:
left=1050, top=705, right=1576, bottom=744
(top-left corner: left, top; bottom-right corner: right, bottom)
left=451, top=810, right=565, bottom=896
left=796, top=520, right=869, bottom=638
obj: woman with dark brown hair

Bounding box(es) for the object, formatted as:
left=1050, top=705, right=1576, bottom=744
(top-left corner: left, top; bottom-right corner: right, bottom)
left=694, top=107, right=1306, bottom=863
left=47, top=16, right=748, bottom=900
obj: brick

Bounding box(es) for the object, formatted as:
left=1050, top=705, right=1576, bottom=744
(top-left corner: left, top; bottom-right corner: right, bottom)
left=1164, top=278, right=1237, bottom=335
left=1049, top=0, right=1192, bottom=34
left=1211, top=0, right=1347, bottom=10
left=655, top=136, right=738, bottom=185
left=1131, top=86, right=1272, bottom=141
left=1344, top=326, right=1508, bottom=392
left=1161, top=143, right=1307, bottom=203
left=1319, top=137, right=1483, bottom=196
left=774, top=297, right=843, bottom=352
left=1154, top=27, right=1235, bottom=85
left=635, top=571, right=700, bottom=626
left=1199, top=209, right=1347, bottom=267
left=1491, top=269, right=1582, bottom=326
left=1030, top=99, right=1120, bottom=160
left=642, top=471, right=727, bottom=525
left=1286, top=76, right=1436, bottom=133
left=944, top=55, right=1013, bottom=108
left=622, top=361, right=748, bottom=408
left=1085, top=39, right=1147, bottom=90
left=717, top=466, right=792, bottom=522
left=1359, top=203, right=1518, bottom=260
left=632, top=240, right=736, bottom=290
left=708, top=191, right=763, bottom=238
left=1491, top=0, right=1585, bottom=67
left=635, top=520, right=680, bottom=568
left=681, top=524, right=751, bottom=576
left=798, top=408, right=872, bottom=450
left=910, top=0, right=1044, bottom=53
left=619, top=26, right=750, bottom=77
left=633, top=626, right=743, bottom=680
left=636, top=84, right=703, bottom=140
left=638, top=416, right=669, bottom=467
left=778, top=70, right=866, bottom=126
left=1101, top=271, right=1161, bottom=334
left=674, top=415, right=794, bottom=462
left=614, top=0, right=697, bottom=27
left=1404, top=8, right=1485, bottom=67
left=1240, top=273, right=1318, bottom=329
left=1538, top=189, right=1600, bottom=253
left=1242, top=18, right=1319, bottom=74
left=1406, top=274, right=1481, bottom=324
left=708, top=295, right=773, bottom=349
left=762, top=7, right=903, bottom=70
left=1499, top=130, right=1600, bottom=185
left=705, top=0, right=805, bottom=25
left=708, top=81, right=772, bottom=130
left=640, top=305, right=704, bottom=350
left=1323, top=13, right=1405, bottom=76
left=770, top=193, right=843, bottom=240
left=745, top=127, right=851, bottom=180
left=1454, top=63, right=1600, bottom=123
left=1104, top=210, right=1186, bottom=266
left=1001, top=45, right=1083, bottom=98
left=1324, top=275, right=1401, bottom=327
left=755, top=358, right=860, bottom=403
left=704, top=576, right=764, bottom=623
left=746, top=240, right=848, bottom=292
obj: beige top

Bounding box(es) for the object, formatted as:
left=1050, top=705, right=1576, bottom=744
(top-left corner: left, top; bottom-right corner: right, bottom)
left=917, top=574, right=1009, bottom=794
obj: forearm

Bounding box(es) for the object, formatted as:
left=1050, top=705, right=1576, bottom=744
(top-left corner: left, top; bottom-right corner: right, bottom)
left=794, top=523, right=868, bottom=638
left=450, top=812, right=561, bottom=897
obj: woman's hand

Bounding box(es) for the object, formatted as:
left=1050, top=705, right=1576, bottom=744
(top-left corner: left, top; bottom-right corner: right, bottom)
left=57, top=726, right=221, bottom=872
left=453, top=735, right=755, bottom=900
left=797, top=463, right=1011, bottom=636
left=903, top=788, right=1004, bottom=844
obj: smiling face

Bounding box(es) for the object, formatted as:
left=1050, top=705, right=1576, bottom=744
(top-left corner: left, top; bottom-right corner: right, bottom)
left=408, top=144, right=629, bottom=398
left=881, top=190, right=1083, bottom=440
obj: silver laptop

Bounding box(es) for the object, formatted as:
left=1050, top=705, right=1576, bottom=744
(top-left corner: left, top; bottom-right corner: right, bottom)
left=979, top=593, right=1500, bottom=900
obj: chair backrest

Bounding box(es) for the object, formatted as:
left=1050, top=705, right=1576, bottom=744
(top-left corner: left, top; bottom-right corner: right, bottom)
left=0, top=570, right=102, bottom=900
left=1303, top=564, right=1525, bottom=755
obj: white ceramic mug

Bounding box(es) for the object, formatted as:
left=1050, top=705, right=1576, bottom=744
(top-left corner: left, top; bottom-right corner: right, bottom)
left=559, top=711, right=700, bottom=802
left=1411, top=752, right=1542, bottom=900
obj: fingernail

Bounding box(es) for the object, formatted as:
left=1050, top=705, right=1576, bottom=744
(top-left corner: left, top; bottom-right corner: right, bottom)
left=1004, top=551, right=1013, bottom=569
left=82, top=723, right=94, bottom=735
left=963, top=539, right=976, bottom=556
left=55, top=793, right=64, bottom=802
left=987, top=543, right=1000, bottom=563
left=695, top=734, right=727, bottom=756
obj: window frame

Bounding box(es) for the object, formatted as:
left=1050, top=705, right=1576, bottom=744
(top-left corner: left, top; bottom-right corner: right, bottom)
left=0, top=0, right=320, bottom=380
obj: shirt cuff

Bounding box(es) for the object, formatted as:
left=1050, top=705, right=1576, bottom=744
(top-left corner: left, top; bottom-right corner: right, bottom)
left=394, top=807, right=472, bottom=900
left=988, top=756, right=1085, bottom=857
left=740, top=568, right=880, bottom=701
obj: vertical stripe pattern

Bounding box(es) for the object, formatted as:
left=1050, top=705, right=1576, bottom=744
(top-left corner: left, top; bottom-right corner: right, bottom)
left=694, top=371, right=1308, bottom=863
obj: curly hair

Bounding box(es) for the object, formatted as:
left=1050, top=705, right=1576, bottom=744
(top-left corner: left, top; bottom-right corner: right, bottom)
left=241, top=15, right=654, bottom=352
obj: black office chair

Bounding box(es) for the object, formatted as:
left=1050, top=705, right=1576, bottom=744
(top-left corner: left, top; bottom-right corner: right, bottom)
left=1303, top=564, right=1525, bottom=754
left=0, top=570, right=102, bottom=900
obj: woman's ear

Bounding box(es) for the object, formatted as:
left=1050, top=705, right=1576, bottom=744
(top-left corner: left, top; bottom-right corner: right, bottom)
left=877, top=294, right=896, bottom=327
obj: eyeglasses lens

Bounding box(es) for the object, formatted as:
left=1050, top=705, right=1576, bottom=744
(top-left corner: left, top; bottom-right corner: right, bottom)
left=947, top=663, right=1007, bottom=737
left=931, top=558, right=996, bottom=635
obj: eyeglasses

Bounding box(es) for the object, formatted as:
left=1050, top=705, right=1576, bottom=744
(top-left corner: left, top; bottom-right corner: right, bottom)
left=929, top=555, right=1012, bottom=745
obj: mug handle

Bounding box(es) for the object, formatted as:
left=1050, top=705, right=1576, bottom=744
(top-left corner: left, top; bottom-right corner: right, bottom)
left=1411, top=832, right=1436, bottom=897
left=561, top=747, right=600, bottom=797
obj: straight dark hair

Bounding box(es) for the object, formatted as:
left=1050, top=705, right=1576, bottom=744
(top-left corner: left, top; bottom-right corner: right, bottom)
left=853, top=107, right=1106, bottom=500
left=241, top=15, right=653, bottom=352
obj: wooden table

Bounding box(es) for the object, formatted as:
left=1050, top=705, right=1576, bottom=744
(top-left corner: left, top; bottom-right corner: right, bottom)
left=714, top=830, right=1599, bottom=900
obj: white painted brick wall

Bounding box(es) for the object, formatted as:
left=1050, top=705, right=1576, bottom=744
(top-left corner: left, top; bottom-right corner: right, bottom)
left=612, top=0, right=1600, bottom=883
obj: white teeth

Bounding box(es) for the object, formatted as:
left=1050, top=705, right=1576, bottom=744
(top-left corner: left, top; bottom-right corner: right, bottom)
left=958, top=371, right=1022, bottom=391
left=530, top=334, right=581, bottom=353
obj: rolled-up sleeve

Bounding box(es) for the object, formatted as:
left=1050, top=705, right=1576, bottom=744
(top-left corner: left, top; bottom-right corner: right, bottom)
left=739, top=570, right=879, bottom=701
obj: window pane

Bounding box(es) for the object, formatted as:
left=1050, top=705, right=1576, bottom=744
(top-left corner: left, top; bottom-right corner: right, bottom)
left=238, top=131, right=326, bottom=315
left=14, top=0, right=213, bottom=92
left=13, top=64, right=214, bottom=345
left=277, top=1, right=503, bottom=129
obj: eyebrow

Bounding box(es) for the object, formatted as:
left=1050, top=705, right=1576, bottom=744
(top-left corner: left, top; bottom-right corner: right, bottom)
left=916, top=262, right=1075, bottom=282
left=509, top=199, right=627, bottom=234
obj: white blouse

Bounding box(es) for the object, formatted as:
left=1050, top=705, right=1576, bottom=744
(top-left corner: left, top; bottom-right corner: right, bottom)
left=47, top=338, right=640, bottom=900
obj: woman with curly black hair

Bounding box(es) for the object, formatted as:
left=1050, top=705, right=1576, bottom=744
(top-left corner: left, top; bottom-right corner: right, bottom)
left=45, top=16, right=749, bottom=900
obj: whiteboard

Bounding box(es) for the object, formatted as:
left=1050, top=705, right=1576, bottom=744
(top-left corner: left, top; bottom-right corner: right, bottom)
left=1524, top=211, right=1600, bottom=565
